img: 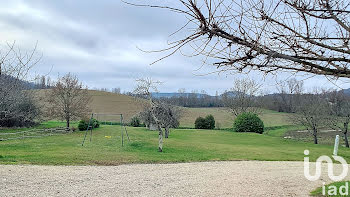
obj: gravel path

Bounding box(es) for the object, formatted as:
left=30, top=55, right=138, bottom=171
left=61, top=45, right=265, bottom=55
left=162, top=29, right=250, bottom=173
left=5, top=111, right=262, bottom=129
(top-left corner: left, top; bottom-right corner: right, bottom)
left=0, top=161, right=348, bottom=197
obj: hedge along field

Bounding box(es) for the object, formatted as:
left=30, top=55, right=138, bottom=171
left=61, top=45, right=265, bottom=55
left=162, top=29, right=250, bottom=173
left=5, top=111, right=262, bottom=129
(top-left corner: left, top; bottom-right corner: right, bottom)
left=1, top=124, right=350, bottom=165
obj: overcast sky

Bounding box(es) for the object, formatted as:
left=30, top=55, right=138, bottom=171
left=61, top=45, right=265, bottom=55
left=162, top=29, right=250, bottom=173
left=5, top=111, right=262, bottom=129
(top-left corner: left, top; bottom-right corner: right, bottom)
left=1, top=0, right=349, bottom=95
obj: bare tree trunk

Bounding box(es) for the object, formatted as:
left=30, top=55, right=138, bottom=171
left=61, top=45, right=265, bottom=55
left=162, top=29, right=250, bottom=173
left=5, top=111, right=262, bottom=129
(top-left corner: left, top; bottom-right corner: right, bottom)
left=344, top=132, right=349, bottom=148
left=313, top=129, right=318, bottom=144
left=158, top=125, right=163, bottom=152
left=66, top=118, right=70, bottom=128
left=165, top=126, right=169, bottom=138
left=343, top=122, right=350, bottom=148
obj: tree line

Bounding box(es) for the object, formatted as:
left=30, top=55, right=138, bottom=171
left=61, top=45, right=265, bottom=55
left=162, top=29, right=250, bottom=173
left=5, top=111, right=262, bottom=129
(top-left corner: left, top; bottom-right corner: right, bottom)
left=156, top=91, right=223, bottom=108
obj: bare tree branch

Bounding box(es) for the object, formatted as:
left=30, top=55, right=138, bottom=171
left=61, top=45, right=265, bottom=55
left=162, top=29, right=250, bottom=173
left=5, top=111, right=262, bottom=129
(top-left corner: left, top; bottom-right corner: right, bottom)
left=223, top=78, right=262, bottom=116
left=128, top=0, right=350, bottom=78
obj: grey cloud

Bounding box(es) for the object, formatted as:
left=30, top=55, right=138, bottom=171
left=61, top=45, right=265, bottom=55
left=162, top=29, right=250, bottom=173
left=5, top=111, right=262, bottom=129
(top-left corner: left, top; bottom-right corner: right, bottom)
left=0, top=0, right=348, bottom=95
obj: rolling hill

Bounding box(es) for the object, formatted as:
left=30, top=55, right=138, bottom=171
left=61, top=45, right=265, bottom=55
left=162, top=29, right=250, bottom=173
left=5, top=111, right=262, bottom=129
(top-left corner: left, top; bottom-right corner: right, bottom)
left=34, top=89, right=291, bottom=128
left=33, top=89, right=145, bottom=122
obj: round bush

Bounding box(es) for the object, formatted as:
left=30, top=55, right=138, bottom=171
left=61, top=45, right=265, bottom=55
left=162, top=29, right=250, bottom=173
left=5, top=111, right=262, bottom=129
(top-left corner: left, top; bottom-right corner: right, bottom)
left=78, top=120, right=88, bottom=131
left=195, top=117, right=207, bottom=129
left=195, top=115, right=216, bottom=129
left=78, top=119, right=100, bottom=131
left=130, top=116, right=141, bottom=127
left=205, top=114, right=215, bottom=129
left=92, top=119, right=100, bottom=128
left=233, top=112, right=264, bottom=134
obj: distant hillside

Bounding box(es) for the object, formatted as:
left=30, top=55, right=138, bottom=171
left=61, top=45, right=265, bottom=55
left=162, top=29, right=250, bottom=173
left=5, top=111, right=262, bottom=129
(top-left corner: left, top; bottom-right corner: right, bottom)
left=88, top=90, right=146, bottom=121
left=343, top=88, right=350, bottom=96
left=34, top=89, right=145, bottom=122
left=33, top=89, right=290, bottom=128
left=0, top=74, right=36, bottom=89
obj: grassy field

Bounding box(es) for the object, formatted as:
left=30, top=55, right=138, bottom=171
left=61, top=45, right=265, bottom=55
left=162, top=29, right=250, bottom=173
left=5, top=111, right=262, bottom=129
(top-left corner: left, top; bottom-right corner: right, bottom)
left=3, top=89, right=344, bottom=166
left=180, top=108, right=291, bottom=128
left=1, top=124, right=349, bottom=165
left=13, top=89, right=346, bottom=166
left=33, top=89, right=291, bottom=128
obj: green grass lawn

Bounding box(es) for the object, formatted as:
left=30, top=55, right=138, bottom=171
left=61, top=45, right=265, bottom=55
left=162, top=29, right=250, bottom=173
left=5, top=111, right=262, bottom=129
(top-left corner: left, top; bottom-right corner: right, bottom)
left=1, top=124, right=349, bottom=165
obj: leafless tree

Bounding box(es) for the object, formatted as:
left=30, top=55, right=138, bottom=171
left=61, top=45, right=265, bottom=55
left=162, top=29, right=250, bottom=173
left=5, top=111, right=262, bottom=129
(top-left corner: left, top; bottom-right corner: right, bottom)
left=0, top=78, right=40, bottom=127
left=112, top=87, right=121, bottom=94
left=139, top=108, right=153, bottom=129
left=291, top=94, right=329, bottom=144
left=152, top=102, right=181, bottom=138
left=139, top=102, right=181, bottom=138
left=0, top=42, right=41, bottom=127
left=46, top=73, right=91, bottom=128
left=0, top=42, right=40, bottom=79
left=40, top=76, right=46, bottom=89
left=222, top=78, right=262, bottom=116
left=275, top=78, right=304, bottom=112
left=46, top=76, right=52, bottom=88
left=100, top=88, right=109, bottom=92
left=134, top=78, right=180, bottom=152
left=127, top=0, right=350, bottom=79
left=162, top=104, right=181, bottom=138
left=327, top=90, right=350, bottom=147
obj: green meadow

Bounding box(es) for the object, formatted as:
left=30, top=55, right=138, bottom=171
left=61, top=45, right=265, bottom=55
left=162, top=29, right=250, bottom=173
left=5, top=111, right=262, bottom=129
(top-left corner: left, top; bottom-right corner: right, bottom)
left=1, top=124, right=349, bottom=165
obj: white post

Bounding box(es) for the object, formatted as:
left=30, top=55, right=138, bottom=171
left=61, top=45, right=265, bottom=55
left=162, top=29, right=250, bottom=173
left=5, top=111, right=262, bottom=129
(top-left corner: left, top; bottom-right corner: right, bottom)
left=333, top=135, right=340, bottom=156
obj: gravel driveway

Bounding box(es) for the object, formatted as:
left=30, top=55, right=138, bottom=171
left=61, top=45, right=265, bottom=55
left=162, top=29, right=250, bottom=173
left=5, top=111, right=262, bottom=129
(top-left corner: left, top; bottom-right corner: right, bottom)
left=0, top=161, right=347, bottom=197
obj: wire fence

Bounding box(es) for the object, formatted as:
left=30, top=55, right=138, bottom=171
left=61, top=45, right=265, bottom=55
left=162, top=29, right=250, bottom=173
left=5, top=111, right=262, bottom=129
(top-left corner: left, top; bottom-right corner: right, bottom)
left=99, top=121, right=123, bottom=126
left=0, top=127, right=69, bottom=141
